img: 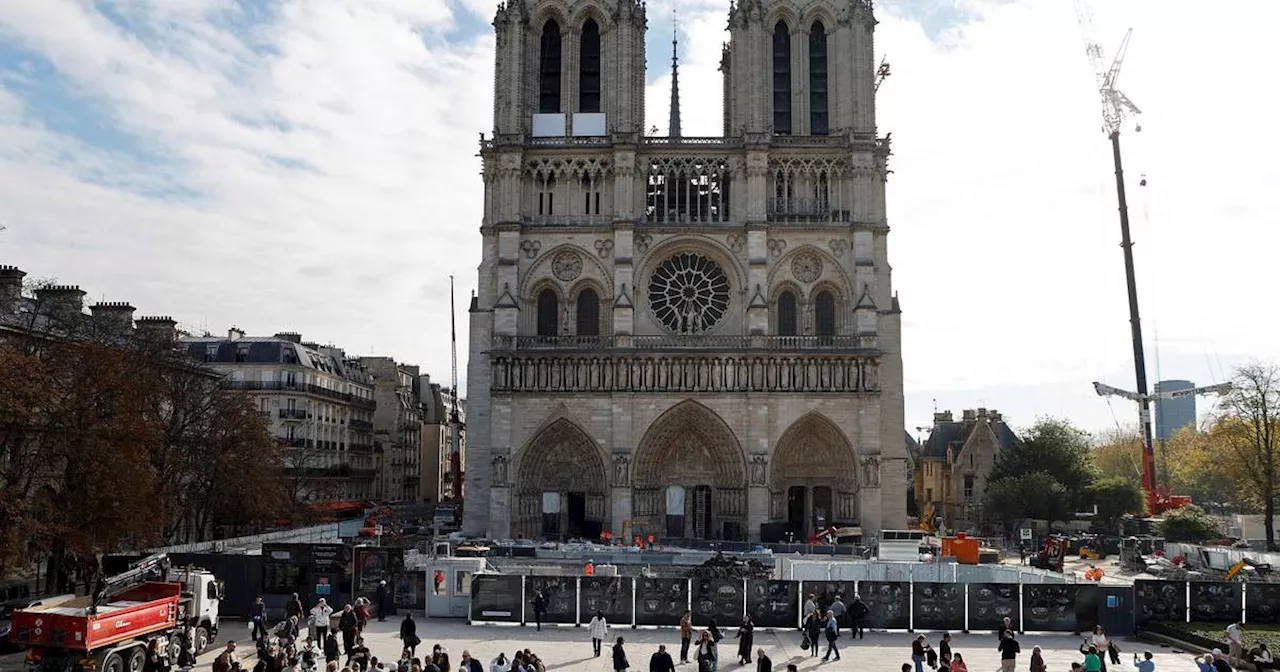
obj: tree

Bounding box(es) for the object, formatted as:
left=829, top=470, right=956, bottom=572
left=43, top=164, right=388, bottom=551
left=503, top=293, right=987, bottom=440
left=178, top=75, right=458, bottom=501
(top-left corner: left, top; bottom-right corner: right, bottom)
left=1158, top=504, right=1222, bottom=543
left=990, top=417, right=1096, bottom=510
left=1087, top=476, right=1147, bottom=530
left=1219, top=363, right=1280, bottom=550
left=986, top=471, right=1071, bottom=528
left=1092, top=429, right=1144, bottom=484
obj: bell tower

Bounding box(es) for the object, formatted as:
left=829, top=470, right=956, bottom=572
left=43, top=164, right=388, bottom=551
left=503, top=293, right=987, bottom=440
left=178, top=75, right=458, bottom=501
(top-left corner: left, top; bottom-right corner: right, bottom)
left=491, top=0, right=648, bottom=138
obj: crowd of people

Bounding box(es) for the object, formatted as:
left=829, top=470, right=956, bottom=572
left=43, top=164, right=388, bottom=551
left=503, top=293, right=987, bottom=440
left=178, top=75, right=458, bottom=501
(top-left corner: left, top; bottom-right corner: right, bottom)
left=194, top=588, right=1280, bottom=672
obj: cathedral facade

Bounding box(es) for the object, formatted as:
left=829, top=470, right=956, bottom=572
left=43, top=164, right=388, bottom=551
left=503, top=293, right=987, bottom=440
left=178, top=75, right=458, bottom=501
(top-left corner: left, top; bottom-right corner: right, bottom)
left=463, top=0, right=907, bottom=542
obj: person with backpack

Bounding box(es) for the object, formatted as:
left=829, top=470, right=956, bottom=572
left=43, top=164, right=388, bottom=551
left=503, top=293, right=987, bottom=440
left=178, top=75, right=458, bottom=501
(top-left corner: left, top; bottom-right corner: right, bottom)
left=213, top=642, right=238, bottom=672
left=803, top=609, right=823, bottom=658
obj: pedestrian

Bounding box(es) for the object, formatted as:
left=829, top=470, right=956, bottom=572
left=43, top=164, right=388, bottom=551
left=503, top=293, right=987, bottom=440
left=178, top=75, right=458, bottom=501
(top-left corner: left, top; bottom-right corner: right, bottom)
left=939, top=632, right=952, bottom=665
left=348, top=637, right=370, bottom=672
left=1227, top=623, right=1245, bottom=663
left=531, top=590, right=548, bottom=631
left=1093, top=625, right=1121, bottom=666
left=1030, top=645, right=1046, bottom=672
left=310, top=599, right=333, bottom=642
left=399, top=612, right=419, bottom=657
left=735, top=616, right=754, bottom=665
left=323, top=630, right=340, bottom=665
left=848, top=594, right=869, bottom=639
left=755, top=648, right=771, bottom=672
left=251, top=596, right=268, bottom=643
left=488, top=653, right=509, bottom=672
left=458, top=651, right=483, bottom=672
left=212, top=642, right=237, bottom=672
left=950, top=653, right=968, bottom=672
left=822, top=609, right=840, bottom=662
left=338, top=606, right=357, bottom=655
left=830, top=594, right=846, bottom=633
left=648, top=644, right=675, bottom=672
left=354, top=599, right=370, bottom=634
left=801, top=594, right=816, bottom=626
left=707, top=618, right=722, bottom=645
left=612, top=637, right=629, bottom=672
left=911, top=634, right=930, bottom=672
left=589, top=610, right=609, bottom=658
left=679, top=611, right=693, bottom=664
left=997, top=616, right=1015, bottom=643
left=998, top=631, right=1021, bottom=672
left=694, top=631, right=717, bottom=672
left=287, top=593, right=305, bottom=623
left=1083, top=645, right=1103, bottom=672
left=376, top=582, right=389, bottom=623
left=1134, top=652, right=1155, bottom=672
left=803, top=609, right=822, bottom=658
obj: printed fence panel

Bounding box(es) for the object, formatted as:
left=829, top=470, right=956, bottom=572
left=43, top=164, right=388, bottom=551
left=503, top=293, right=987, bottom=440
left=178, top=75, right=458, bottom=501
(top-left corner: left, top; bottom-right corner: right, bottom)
left=1247, top=584, right=1280, bottom=625
left=1075, top=584, right=1102, bottom=634
left=912, top=583, right=964, bottom=632
left=525, top=576, right=577, bottom=624
left=858, top=581, right=910, bottom=630
left=469, top=575, right=522, bottom=623
left=967, top=583, right=1020, bottom=632
left=1190, top=582, right=1242, bottom=623
left=579, top=576, right=634, bottom=626
left=1023, top=584, right=1081, bottom=632
left=746, top=579, right=800, bottom=628
left=636, top=578, right=689, bottom=626
left=692, top=578, right=745, bottom=627
left=1135, top=580, right=1186, bottom=625
left=803, top=581, right=858, bottom=617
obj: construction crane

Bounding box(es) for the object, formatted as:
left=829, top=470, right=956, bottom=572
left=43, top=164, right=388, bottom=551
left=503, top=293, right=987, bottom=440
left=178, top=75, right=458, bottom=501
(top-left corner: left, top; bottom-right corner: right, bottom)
left=1074, top=2, right=1232, bottom=513
left=448, top=275, right=463, bottom=526
left=874, top=56, right=891, bottom=92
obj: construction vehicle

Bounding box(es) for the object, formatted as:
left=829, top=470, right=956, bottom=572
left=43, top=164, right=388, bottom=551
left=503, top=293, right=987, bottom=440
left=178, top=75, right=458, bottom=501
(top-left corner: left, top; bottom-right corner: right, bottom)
left=11, top=554, right=223, bottom=672
left=1225, top=558, right=1272, bottom=582
left=1030, top=535, right=1070, bottom=572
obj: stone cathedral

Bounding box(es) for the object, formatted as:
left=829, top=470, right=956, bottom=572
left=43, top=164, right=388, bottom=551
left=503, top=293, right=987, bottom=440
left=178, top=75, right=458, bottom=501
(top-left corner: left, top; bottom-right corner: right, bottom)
left=463, top=0, right=907, bottom=543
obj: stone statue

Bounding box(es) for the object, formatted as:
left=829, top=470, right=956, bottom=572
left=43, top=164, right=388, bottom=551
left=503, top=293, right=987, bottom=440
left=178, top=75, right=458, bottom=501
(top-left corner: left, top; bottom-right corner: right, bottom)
left=613, top=454, right=630, bottom=485
left=493, top=455, right=509, bottom=486
left=862, top=456, right=879, bottom=488
left=749, top=455, right=768, bottom=486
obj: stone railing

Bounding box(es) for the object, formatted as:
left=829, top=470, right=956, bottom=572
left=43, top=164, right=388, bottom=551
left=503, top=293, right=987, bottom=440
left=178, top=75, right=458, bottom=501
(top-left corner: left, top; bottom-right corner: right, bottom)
left=503, top=334, right=877, bottom=352
left=489, top=353, right=880, bottom=394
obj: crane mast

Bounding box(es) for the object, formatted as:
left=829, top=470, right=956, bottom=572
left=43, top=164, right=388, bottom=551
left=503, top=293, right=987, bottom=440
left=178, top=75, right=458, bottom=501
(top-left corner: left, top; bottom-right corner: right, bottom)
left=449, top=275, right=463, bottom=523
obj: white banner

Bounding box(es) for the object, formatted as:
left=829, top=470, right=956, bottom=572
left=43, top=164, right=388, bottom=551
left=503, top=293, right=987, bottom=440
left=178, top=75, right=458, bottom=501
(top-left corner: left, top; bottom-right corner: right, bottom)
left=665, top=486, right=686, bottom=515
left=542, top=492, right=560, bottom=514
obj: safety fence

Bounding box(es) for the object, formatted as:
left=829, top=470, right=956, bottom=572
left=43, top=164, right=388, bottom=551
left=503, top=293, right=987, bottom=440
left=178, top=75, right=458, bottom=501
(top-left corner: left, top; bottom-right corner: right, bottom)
left=1134, top=579, right=1280, bottom=625
left=469, top=575, right=1124, bottom=634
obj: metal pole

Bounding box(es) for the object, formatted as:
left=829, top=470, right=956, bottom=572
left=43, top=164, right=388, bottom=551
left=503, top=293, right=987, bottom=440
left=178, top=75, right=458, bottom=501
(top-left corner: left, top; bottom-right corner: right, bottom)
left=1110, top=130, right=1158, bottom=509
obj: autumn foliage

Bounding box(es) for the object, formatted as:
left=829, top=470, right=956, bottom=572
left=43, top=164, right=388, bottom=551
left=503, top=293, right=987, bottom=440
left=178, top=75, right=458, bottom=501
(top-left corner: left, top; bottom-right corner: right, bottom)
left=0, top=336, right=291, bottom=579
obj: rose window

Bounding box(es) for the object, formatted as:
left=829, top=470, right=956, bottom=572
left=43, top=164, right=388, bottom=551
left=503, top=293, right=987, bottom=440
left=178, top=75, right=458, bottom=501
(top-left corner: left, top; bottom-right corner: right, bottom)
left=648, top=253, right=731, bottom=334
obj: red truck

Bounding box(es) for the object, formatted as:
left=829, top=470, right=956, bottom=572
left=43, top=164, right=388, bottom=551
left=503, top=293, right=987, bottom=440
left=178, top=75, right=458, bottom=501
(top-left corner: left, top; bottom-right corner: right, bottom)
left=11, top=555, right=223, bottom=672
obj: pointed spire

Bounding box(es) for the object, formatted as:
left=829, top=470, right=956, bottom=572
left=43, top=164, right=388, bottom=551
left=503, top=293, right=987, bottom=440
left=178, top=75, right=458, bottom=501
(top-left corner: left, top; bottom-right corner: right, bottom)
left=668, top=9, right=682, bottom=138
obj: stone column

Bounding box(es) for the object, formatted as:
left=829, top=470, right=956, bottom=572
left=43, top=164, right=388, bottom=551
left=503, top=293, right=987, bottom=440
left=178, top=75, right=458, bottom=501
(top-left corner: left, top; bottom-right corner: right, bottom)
left=610, top=453, right=633, bottom=538
left=747, top=454, right=770, bottom=541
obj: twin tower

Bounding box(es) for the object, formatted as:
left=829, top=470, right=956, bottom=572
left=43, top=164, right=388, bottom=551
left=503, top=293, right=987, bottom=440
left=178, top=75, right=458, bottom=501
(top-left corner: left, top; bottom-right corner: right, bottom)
left=488, top=0, right=880, bottom=139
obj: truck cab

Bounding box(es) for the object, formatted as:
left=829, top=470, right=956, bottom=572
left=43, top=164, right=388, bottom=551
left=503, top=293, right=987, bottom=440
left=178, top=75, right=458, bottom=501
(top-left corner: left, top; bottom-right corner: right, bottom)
left=165, top=569, right=223, bottom=651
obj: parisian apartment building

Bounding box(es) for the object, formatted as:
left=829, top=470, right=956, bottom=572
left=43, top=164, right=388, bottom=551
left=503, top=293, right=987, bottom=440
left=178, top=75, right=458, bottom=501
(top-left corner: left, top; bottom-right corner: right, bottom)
left=420, top=373, right=467, bottom=504
left=357, top=357, right=423, bottom=503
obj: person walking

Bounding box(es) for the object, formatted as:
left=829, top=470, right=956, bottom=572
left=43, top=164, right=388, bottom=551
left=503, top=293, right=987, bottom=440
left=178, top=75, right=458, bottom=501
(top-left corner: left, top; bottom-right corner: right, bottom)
left=803, top=609, right=823, bottom=658
left=679, top=611, right=693, bottom=664
left=376, top=582, right=390, bottom=623
left=755, top=648, right=771, bottom=672
left=998, top=631, right=1021, bottom=672
left=822, top=609, right=841, bottom=662
left=1030, top=646, right=1046, bottom=672
left=1227, top=623, right=1245, bottom=664
left=531, top=591, right=548, bottom=632
left=251, top=596, right=268, bottom=643
left=399, top=612, right=419, bottom=657
left=589, top=611, right=609, bottom=658
left=848, top=595, right=869, bottom=639
left=287, top=594, right=305, bottom=623
left=950, top=653, right=968, bottom=672
left=338, top=605, right=358, bottom=655
left=801, top=595, right=817, bottom=625
left=322, top=630, right=339, bottom=665
left=612, top=637, right=629, bottom=672
left=695, top=631, right=717, bottom=672
left=911, top=635, right=928, bottom=672
left=735, top=616, right=754, bottom=665
left=648, top=644, right=675, bottom=672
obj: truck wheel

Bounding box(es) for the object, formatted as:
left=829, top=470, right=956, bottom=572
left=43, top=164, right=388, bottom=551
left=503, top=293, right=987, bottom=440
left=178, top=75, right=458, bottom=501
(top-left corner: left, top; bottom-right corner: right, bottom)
left=103, top=652, right=124, bottom=672
left=125, top=646, right=146, bottom=672
left=194, top=627, right=209, bottom=654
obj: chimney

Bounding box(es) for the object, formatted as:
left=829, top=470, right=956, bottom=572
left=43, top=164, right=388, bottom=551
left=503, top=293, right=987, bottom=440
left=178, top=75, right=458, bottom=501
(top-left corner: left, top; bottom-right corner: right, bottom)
left=962, top=409, right=976, bottom=421
left=933, top=411, right=953, bottom=423
left=0, top=265, right=25, bottom=312
left=990, top=410, right=1002, bottom=422
left=136, top=316, right=177, bottom=343
left=90, top=301, right=136, bottom=336
left=274, top=332, right=302, bottom=344
left=35, top=285, right=87, bottom=328
left=228, top=327, right=245, bottom=340
left=977, top=407, right=988, bottom=419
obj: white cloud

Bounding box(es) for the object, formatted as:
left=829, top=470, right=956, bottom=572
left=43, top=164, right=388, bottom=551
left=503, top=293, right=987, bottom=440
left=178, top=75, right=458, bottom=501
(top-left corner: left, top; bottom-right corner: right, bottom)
left=0, top=0, right=1275, bottom=433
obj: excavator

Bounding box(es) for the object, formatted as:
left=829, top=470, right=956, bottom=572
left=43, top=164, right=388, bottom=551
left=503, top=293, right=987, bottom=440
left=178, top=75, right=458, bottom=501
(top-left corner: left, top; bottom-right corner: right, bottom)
left=1029, top=535, right=1071, bottom=573
left=1225, top=558, right=1272, bottom=582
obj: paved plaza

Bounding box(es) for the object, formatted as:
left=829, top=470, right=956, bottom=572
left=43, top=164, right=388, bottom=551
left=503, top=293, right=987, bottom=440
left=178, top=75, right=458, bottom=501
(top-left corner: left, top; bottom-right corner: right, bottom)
left=187, top=619, right=1202, bottom=672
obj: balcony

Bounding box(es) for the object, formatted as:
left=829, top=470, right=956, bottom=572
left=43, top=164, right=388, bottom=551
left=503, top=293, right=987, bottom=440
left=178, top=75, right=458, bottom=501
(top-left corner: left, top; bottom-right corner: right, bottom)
left=499, top=334, right=877, bottom=352
left=350, top=419, right=374, bottom=432
left=279, top=408, right=309, bottom=420
left=521, top=214, right=610, bottom=227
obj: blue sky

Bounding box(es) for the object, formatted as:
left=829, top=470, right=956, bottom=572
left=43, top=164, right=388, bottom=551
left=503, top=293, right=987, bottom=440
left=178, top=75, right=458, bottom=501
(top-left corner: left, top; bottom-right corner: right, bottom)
left=0, top=0, right=1276, bottom=434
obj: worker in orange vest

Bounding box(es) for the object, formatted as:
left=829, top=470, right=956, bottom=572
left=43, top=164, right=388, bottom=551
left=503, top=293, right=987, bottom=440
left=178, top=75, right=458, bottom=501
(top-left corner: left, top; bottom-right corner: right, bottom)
left=585, top=560, right=595, bottom=576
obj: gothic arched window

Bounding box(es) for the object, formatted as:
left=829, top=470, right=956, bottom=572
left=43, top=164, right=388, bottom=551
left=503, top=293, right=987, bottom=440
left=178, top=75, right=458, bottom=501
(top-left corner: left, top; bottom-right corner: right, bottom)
left=772, top=21, right=792, bottom=135
left=815, top=290, right=836, bottom=337
left=576, top=288, right=600, bottom=336
left=809, top=21, right=829, bottom=136
left=579, top=19, right=601, bottom=113
left=536, top=288, right=559, bottom=337
left=777, top=290, right=798, bottom=336
left=539, top=20, right=562, bottom=114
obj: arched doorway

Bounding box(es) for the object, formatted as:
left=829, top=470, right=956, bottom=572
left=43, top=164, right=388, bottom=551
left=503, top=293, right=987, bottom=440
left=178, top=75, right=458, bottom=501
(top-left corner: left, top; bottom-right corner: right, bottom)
left=771, top=412, right=859, bottom=539
left=514, top=418, right=609, bottom=540
left=633, top=401, right=747, bottom=540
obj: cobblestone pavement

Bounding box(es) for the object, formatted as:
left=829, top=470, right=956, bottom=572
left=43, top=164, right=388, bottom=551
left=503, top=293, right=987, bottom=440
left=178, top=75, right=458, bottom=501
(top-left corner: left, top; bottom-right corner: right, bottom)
left=2, top=619, right=1206, bottom=672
